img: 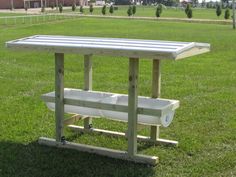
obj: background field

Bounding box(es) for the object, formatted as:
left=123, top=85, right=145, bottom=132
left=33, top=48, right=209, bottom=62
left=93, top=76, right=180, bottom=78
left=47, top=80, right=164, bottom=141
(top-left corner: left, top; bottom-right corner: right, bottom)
left=0, top=17, right=236, bottom=177
left=47, top=6, right=234, bottom=20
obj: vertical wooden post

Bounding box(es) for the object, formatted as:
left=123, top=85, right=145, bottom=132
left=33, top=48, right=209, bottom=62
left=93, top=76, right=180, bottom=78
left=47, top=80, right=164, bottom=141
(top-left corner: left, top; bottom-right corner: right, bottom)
left=150, top=59, right=161, bottom=140
left=55, top=53, right=64, bottom=142
left=83, top=54, right=92, bottom=129
left=128, top=58, right=139, bottom=156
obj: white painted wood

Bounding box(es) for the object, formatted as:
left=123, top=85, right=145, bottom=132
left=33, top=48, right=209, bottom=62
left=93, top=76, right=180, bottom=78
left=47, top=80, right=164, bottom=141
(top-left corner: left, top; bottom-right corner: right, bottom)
left=55, top=53, right=64, bottom=142
left=83, top=55, right=93, bottom=129
left=6, top=35, right=210, bottom=60
left=38, top=137, right=158, bottom=165
left=67, top=125, right=178, bottom=146
left=128, top=58, right=139, bottom=157
left=150, top=59, right=161, bottom=140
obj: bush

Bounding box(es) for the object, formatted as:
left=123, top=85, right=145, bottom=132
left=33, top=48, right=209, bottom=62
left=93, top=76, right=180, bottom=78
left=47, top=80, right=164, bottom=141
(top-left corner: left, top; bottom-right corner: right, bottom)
left=102, top=5, right=106, bottom=15
left=155, top=4, right=162, bottom=17
left=89, top=4, right=94, bottom=14
left=24, top=5, right=28, bottom=12
left=224, top=8, right=230, bottom=19
left=187, top=8, right=192, bottom=18
left=216, top=4, right=222, bottom=17
left=185, top=3, right=191, bottom=15
left=41, top=6, right=45, bottom=13
left=132, top=5, right=136, bottom=15
left=127, top=5, right=133, bottom=16
left=50, top=4, right=54, bottom=9
left=72, top=3, right=76, bottom=11
left=80, top=6, right=84, bottom=13
left=109, top=5, right=114, bottom=14
left=59, top=4, right=63, bottom=13
left=185, top=3, right=192, bottom=18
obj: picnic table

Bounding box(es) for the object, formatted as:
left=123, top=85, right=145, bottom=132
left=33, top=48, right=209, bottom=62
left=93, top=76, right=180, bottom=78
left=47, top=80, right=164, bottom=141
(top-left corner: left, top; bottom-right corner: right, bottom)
left=6, top=35, right=210, bottom=165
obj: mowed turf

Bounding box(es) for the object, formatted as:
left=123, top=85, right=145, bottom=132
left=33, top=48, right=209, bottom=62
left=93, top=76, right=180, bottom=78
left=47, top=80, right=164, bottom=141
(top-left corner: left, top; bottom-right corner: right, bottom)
left=48, top=6, right=234, bottom=20
left=0, top=18, right=236, bottom=177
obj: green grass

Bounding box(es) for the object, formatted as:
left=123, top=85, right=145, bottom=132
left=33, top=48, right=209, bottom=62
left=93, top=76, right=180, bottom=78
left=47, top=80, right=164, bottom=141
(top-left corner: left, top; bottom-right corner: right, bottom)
left=0, top=18, right=236, bottom=177
left=0, top=12, right=24, bottom=17
left=49, top=6, right=234, bottom=20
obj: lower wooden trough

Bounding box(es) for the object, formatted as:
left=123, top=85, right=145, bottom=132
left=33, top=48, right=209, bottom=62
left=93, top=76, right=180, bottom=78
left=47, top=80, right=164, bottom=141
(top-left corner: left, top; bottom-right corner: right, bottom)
left=41, top=88, right=180, bottom=127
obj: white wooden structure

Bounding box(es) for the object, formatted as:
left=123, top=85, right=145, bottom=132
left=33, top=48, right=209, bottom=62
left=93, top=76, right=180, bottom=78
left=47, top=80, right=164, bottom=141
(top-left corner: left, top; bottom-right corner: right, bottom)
left=6, top=35, right=210, bottom=165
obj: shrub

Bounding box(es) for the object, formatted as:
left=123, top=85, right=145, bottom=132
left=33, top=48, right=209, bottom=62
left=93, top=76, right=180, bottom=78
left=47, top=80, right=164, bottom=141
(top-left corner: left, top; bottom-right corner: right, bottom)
left=102, top=5, right=106, bottom=15
left=50, top=3, right=54, bottom=9
left=80, top=6, right=84, bottom=13
left=41, top=6, right=45, bottom=13
left=187, top=8, right=192, bottom=18
left=127, top=5, right=133, bottom=16
left=185, top=3, right=192, bottom=18
left=224, top=8, right=230, bottom=19
left=216, top=4, right=222, bottom=17
left=109, top=5, right=114, bottom=14
left=185, top=3, right=191, bottom=15
left=132, top=5, right=136, bottom=15
left=72, top=3, right=76, bottom=11
left=24, top=5, right=28, bottom=12
left=89, top=4, right=94, bottom=14
left=155, top=4, right=162, bottom=17
left=59, top=4, right=63, bottom=13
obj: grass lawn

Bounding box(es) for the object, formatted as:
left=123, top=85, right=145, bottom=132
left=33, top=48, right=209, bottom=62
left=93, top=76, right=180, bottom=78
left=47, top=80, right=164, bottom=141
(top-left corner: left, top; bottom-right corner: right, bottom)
left=0, top=18, right=236, bottom=177
left=0, top=12, right=25, bottom=17
left=48, top=6, right=234, bottom=20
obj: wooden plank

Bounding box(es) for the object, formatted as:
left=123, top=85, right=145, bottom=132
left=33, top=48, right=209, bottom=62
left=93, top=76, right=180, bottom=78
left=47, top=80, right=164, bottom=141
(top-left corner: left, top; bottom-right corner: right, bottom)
left=6, top=35, right=210, bottom=60
left=63, top=114, right=83, bottom=125
left=67, top=125, right=178, bottom=146
left=55, top=53, right=64, bottom=142
left=127, top=58, right=139, bottom=157
left=38, top=137, right=158, bottom=165
left=150, top=59, right=161, bottom=140
left=83, top=54, right=93, bottom=129
left=84, top=55, right=92, bottom=91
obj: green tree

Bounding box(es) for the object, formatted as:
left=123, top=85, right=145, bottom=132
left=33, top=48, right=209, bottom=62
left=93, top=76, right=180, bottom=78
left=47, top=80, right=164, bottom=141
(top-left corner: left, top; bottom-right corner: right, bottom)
left=50, top=3, right=54, bottom=9
left=216, top=4, right=222, bottom=17
left=187, top=8, right=192, bottom=18
left=185, top=3, right=191, bottom=15
left=155, top=4, right=162, bottom=17
left=102, top=5, right=106, bottom=15
left=80, top=6, right=84, bottom=13
left=185, top=3, right=192, bottom=18
left=41, top=5, right=45, bottom=13
left=89, top=4, right=94, bottom=14
left=224, top=8, right=230, bottom=19
left=109, top=5, right=114, bottom=14
left=24, top=4, right=28, bottom=12
left=132, top=5, right=136, bottom=15
left=59, top=4, right=63, bottom=13
left=72, top=3, right=76, bottom=11
left=127, top=5, right=133, bottom=16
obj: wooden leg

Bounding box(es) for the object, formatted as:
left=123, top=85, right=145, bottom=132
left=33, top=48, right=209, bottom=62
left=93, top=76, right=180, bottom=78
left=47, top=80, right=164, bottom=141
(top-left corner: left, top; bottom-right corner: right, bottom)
left=128, top=58, right=139, bottom=157
left=55, top=53, right=64, bottom=142
left=150, top=59, right=161, bottom=140
left=83, top=54, right=93, bottom=129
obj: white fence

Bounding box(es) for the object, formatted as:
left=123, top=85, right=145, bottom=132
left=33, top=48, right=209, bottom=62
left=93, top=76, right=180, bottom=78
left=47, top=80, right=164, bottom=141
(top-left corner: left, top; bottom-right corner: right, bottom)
left=0, top=13, right=79, bottom=26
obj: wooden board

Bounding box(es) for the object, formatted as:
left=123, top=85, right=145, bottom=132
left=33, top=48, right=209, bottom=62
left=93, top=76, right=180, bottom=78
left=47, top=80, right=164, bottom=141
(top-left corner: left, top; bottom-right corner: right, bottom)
left=67, top=125, right=178, bottom=146
left=6, top=35, right=210, bottom=60
left=38, top=137, right=158, bottom=166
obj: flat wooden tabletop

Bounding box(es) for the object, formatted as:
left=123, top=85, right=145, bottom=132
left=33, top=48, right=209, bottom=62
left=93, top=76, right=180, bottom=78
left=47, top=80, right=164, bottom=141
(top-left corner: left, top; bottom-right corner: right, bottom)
left=6, top=35, right=210, bottom=59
